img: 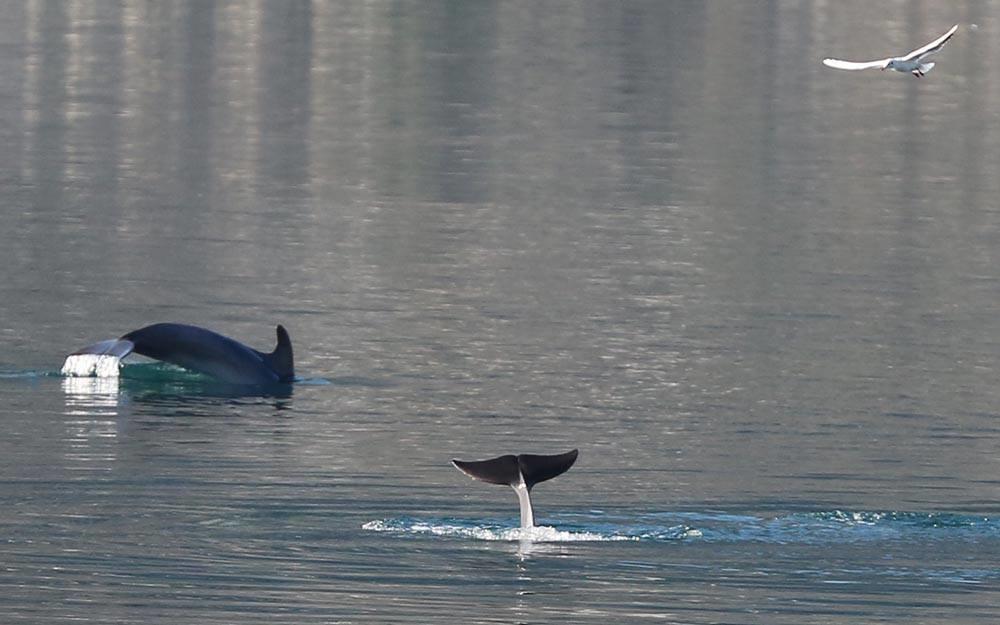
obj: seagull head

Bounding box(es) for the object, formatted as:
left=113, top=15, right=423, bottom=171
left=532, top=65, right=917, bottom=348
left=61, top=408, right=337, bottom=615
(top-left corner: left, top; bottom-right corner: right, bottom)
left=882, top=59, right=895, bottom=71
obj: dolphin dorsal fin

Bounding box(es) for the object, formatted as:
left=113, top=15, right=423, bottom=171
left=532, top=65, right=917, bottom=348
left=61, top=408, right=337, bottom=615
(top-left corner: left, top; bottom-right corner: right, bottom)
left=263, top=325, right=294, bottom=382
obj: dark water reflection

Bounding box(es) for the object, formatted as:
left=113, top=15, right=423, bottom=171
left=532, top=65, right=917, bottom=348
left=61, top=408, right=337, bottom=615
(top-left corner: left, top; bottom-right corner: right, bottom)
left=1, top=2, right=999, bottom=623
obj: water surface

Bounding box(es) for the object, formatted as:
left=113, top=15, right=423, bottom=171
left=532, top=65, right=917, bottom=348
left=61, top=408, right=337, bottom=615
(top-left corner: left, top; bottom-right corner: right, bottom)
left=1, top=2, right=999, bottom=623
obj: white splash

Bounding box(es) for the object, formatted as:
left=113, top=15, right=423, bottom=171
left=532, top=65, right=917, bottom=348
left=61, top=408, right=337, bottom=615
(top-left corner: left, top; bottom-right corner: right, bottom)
left=361, top=519, right=641, bottom=542
left=61, top=354, right=121, bottom=378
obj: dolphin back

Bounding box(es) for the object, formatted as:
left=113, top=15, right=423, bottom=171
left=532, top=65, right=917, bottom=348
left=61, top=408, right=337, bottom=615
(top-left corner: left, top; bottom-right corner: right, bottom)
left=120, top=323, right=293, bottom=385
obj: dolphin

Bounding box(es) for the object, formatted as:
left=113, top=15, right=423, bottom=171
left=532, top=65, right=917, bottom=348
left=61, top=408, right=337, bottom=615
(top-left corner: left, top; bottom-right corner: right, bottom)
left=63, top=323, right=294, bottom=385
left=451, top=449, right=578, bottom=529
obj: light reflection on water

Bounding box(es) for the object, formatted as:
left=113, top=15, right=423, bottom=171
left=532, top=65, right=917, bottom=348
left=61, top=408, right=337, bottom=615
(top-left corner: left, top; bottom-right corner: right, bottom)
left=62, top=375, right=120, bottom=410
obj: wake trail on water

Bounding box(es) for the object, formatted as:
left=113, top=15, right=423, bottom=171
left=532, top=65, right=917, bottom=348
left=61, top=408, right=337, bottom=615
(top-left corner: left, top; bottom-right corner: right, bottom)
left=363, top=510, right=1000, bottom=544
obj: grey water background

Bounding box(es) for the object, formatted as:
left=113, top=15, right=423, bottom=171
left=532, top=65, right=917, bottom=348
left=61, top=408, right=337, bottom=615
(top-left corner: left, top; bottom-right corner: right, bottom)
left=1, top=1, right=999, bottom=623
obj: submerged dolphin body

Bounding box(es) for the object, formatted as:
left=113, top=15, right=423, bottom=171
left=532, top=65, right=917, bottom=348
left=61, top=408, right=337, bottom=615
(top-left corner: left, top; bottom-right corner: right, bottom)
left=63, top=323, right=294, bottom=385
left=452, top=449, right=578, bottom=529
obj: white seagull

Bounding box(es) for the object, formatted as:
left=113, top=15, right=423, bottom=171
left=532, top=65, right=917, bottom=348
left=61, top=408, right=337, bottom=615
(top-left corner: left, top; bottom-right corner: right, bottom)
left=822, top=24, right=958, bottom=77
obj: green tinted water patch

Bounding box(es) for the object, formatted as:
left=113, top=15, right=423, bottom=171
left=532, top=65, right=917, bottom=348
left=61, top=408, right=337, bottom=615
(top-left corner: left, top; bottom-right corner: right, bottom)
left=119, top=361, right=214, bottom=383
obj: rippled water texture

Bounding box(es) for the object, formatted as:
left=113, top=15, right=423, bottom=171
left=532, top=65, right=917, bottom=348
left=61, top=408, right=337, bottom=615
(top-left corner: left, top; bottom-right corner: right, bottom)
left=1, top=2, right=1000, bottom=624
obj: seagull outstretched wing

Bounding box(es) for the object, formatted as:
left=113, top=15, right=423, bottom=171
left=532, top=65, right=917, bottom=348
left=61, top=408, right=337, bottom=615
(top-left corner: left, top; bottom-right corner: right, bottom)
left=822, top=58, right=889, bottom=71
left=901, top=24, right=958, bottom=61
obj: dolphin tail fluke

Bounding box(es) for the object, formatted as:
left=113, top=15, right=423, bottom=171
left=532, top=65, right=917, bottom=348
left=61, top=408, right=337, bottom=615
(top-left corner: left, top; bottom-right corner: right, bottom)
left=452, top=454, right=521, bottom=486
left=262, top=325, right=294, bottom=382
left=452, top=449, right=579, bottom=489
left=518, top=449, right=578, bottom=489
left=452, top=449, right=579, bottom=530
left=62, top=339, right=135, bottom=377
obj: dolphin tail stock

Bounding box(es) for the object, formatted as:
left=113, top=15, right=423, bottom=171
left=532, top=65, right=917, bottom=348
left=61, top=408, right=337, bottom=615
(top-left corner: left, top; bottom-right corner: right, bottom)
left=260, top=324, right=294, bottom=382
left=451, top=449, right=579, bottom=530
left=70, top=339, right=135, bottom=358
left=61, top=338, right=135, bottom=377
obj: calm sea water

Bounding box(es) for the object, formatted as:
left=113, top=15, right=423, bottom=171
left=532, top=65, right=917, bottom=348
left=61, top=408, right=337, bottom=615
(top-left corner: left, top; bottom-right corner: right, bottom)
left=1, top=2, right=999, bottom=623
